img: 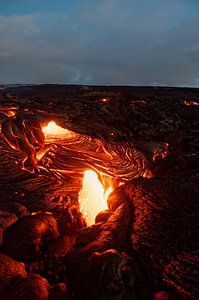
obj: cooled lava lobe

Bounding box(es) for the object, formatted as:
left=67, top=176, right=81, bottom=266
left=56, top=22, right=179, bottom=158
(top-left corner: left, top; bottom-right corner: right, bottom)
left=0, top=85, right=198, bottom=299
left=124, top=170, right=199, bottom=299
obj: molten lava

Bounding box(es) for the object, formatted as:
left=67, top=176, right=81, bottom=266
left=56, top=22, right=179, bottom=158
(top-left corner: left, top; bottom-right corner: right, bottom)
left=42, top=121, right=74, bottom=139
left=36, top=121, right=76, bottom=161
left=78, top=170, right=112, bottom=226
left=182, top=100, right=199, bottom=106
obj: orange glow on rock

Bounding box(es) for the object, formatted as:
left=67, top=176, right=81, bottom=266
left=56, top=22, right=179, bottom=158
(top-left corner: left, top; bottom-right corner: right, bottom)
left=36, top=145, right=50, bottom=161
left=78, top=170, right=112, bottom=226
left=7, top=110, right=16, bottom=117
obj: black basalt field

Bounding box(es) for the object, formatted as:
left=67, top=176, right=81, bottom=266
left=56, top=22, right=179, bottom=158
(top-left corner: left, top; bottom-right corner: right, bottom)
left=0, top=85, right=198, bottom=300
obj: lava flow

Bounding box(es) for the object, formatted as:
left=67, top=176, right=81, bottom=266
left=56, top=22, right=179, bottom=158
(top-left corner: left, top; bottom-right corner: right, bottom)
left=37, top=121, right=76, bottom=161
left=42, top=121, right=75, bottom=140
left=78, top=170, right=112, bottom=226
left=41, top=122, right=113, bottom=225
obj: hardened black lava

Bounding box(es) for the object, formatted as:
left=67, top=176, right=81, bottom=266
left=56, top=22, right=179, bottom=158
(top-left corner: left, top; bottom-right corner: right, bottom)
left=0, top=85, right=198, bottom=300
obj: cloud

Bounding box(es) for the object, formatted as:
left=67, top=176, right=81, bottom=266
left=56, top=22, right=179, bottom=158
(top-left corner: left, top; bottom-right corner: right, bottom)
left=0, top=0, right=199, bottom=86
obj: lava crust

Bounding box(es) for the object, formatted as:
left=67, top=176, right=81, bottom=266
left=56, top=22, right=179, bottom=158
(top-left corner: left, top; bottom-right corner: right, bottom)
left=0, top=85, right=198, bottom=300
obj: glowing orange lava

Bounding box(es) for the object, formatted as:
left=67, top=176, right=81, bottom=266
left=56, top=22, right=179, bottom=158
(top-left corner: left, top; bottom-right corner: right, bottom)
left=78, top=170, right=112, bottom=226
left=183, top=100, right=199, bottom=106
left=100, top=98, right=109, bottom=103
left=42, top=121, right=75, bottom=140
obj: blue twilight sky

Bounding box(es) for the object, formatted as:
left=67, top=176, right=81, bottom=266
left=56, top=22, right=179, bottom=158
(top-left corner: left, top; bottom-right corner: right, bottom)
left=0, top=0, right=199, bottom=86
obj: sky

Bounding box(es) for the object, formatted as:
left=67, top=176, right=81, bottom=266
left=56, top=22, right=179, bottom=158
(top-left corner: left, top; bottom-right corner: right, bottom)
left=0, top=0, right=199, bottom=87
